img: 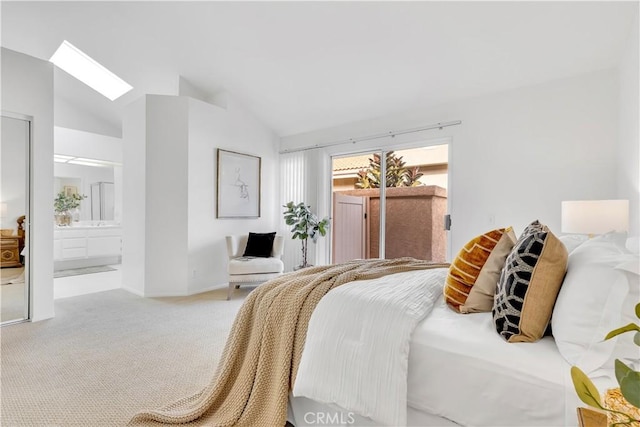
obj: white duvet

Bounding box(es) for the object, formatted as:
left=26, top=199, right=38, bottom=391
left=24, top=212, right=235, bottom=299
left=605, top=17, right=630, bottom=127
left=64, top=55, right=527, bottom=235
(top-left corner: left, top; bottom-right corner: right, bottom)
left=293, top=268, right=448, bottom=426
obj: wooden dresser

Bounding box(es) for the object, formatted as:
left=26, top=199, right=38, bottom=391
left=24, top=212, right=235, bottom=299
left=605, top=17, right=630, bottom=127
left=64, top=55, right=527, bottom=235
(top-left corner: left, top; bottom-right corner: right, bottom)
left=1, top=235, right=22, bottom=268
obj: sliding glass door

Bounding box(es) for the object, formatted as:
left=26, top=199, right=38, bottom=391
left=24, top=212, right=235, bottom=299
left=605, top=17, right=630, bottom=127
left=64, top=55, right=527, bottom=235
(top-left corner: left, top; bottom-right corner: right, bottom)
left=331, top=143, right=449, bottom=262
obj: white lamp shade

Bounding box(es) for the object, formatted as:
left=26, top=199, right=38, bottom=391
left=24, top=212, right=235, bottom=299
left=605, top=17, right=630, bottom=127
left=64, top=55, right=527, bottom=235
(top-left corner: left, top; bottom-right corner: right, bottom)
left=0, top=203, right=7, bottom=217
left=561, top=200, right=629, bottom=235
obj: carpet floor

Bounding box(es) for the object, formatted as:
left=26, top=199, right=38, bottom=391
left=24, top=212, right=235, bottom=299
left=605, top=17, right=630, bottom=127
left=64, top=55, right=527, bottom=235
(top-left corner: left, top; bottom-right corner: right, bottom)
left=0, top=282, right=26, bottom=323
left=1, top=267, right=24, bottom=285
left=0, top=286, right=253, bottom=426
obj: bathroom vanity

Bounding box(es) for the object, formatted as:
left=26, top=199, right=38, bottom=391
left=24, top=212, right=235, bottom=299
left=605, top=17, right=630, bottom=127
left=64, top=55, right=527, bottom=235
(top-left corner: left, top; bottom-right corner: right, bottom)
left=53, top=223, right=121, bottom=270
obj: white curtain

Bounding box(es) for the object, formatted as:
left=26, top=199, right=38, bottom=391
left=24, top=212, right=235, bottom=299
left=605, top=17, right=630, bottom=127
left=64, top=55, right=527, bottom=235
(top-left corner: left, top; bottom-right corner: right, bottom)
left=279, top=151, right=306, bottom=271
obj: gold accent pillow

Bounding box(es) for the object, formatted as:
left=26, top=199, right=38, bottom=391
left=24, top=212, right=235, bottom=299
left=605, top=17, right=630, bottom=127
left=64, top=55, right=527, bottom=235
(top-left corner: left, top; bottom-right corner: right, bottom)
left=444, top=227, right=516, bottom=313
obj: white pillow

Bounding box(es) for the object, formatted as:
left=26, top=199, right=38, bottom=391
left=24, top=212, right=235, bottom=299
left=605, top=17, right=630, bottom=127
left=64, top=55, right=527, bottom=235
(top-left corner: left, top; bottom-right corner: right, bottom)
left=607, top=256, right=640, bottom=371
left=626, top=235, right=639, bottom=255
left=551, top=234, right=634, bottom=374
left=559, top=234, right=589, bottom=254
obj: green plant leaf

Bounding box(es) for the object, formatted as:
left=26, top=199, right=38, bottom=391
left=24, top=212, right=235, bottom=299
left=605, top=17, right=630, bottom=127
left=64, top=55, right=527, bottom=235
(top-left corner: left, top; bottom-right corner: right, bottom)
left=634, top=332, right=640, bottom=347
left=605, top=323, right=640, bottom=341
left=636, top=303, right=640, bottom=319
left=616, top=362, right=640, bottom=407
left=615, top=359, right=633, bottom=386
left=571, top=366, right=602, bottom=409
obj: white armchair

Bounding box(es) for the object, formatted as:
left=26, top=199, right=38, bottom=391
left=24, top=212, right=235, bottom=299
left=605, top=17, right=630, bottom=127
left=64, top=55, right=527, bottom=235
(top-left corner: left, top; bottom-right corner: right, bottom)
left=226, top=234, right=285, bottom=300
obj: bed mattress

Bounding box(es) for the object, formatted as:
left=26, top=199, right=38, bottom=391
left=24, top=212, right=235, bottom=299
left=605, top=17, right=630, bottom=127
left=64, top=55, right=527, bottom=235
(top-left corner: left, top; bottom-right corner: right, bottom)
left=407, top=298, right=571, bottom=426
left=290, top=297, right=583, bottom=427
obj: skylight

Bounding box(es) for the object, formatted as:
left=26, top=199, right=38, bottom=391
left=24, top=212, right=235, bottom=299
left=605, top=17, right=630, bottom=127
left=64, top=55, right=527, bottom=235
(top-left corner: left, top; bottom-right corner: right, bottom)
left=50, top=40, right=133, bottom=101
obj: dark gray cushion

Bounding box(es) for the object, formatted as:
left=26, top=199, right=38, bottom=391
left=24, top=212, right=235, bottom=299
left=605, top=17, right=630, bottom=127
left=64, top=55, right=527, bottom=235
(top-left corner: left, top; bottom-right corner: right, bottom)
left=243, top=232, right=276, bottom=258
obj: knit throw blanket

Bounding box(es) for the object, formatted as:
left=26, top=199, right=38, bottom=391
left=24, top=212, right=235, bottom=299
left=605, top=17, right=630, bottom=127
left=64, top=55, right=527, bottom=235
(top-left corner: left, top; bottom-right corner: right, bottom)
left=130, top=257, right=449, bottom=427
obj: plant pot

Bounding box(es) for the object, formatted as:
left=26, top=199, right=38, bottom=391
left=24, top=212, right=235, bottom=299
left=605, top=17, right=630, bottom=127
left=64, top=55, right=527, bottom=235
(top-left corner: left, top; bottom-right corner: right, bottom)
left=54, top=214, right=72, bottom=226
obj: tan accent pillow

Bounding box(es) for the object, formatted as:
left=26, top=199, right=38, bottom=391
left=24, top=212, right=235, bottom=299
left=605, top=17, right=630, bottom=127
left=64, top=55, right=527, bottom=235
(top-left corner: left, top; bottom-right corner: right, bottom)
left=493, top=222, right=568, bottom=342
left=461, top=227, right=517, bottom=313
left=444, top=227, right=516, bottom=313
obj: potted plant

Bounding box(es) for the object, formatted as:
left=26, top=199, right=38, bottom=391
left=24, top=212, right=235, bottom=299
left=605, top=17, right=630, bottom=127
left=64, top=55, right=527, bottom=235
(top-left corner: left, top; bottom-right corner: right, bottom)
left=571, top=302, right=640, bottom=426
left=54, top=191, right=86, bottom=226
left=283, top=201, right=330, bottom=269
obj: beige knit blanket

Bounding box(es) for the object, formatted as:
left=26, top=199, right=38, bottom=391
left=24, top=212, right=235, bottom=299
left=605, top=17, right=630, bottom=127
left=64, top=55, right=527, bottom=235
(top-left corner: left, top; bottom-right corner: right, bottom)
left=129, top=257, right=448, bottom=427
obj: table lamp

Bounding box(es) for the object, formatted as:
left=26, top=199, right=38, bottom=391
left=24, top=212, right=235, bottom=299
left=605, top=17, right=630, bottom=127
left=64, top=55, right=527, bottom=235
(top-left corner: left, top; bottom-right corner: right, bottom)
left=561, top=199, right=629, bottom=236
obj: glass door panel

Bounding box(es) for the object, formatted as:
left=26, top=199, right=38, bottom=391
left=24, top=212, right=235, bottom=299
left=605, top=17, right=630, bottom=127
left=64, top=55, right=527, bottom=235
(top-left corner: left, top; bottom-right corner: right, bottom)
left=1, top=115, right=30, bottom=323
left=331, top=152, right=380, bottom=263
left=384, top=145, right=449, bottom=261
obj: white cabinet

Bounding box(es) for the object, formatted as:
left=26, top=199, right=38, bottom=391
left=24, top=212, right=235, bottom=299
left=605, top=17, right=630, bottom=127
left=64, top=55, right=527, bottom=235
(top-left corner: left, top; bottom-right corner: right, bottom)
left=88, top=237, right=121, bottom=257
left=54, top=226, right=122, bottom=268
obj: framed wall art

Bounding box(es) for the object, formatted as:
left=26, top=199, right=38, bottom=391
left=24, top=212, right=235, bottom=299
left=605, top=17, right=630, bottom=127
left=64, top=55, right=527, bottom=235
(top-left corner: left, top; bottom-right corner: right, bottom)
left=216, top=149, right=261, bottom=218
left=63, top=185, right=78, bottom=197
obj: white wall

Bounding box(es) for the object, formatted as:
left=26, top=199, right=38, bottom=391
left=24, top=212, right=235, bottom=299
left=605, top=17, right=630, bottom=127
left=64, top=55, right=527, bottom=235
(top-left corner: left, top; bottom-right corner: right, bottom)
left=1, top=48, right=54, bottom=321
left=54, top=126, right=123, bottom=163
left=187, top=96, right=280, bottom=293
left=282, top=69, right=620, bottom=258
left=144, top=96, right=189, bottom=296
left=617, top=11, right=639, bottom=236
left=122, top=94, right=279, bottom=296
left=54, top=86, right=121, bottom=138
left=122, top=97, right=146, bottom=296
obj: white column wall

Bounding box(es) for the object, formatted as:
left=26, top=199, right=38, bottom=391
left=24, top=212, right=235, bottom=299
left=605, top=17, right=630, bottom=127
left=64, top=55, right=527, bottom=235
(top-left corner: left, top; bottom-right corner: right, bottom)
left=122, top=97, right=147, bottom=296
left=1, top=48, right=54, bottom=321
left=123, top=95, right=190, bottom=297
left=144, top=96, right=189, bottom=296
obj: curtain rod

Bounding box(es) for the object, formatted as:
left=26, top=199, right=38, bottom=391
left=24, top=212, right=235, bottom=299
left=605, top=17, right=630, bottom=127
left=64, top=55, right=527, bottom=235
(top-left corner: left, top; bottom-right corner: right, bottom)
left=279, top=120, right=462, bottom=154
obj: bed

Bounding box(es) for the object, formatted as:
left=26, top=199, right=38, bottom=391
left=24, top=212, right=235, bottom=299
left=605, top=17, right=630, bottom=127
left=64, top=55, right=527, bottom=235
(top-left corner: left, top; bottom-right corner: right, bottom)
left=131, top=224, right=638, bottom=427
left=289, top=295, right=573, bottom=426
left=288, top=226, right=639, bottom=427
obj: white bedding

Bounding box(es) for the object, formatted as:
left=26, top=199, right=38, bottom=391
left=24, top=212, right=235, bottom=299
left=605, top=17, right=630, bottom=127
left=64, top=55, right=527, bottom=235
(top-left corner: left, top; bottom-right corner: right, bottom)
left=289, top=268, right=603, bottom=427
left=408, top=298, right=572, bottom=426
left=293, top=268, right=447, bottom=426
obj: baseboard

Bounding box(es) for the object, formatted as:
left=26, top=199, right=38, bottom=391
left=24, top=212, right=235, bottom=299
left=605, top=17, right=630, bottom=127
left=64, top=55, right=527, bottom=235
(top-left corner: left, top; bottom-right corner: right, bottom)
left=55, top=256, right=121, bottom=271
left=121, top=285, right=144, bottom=297
left=189, top=282, right=228, bottom=294
left=122, top=283, right=229, bottom=298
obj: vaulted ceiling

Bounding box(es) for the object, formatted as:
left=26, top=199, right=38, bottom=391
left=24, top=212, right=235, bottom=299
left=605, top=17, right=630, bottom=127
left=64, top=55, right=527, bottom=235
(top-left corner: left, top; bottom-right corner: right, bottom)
left=1, top=1, right=636, bottom=137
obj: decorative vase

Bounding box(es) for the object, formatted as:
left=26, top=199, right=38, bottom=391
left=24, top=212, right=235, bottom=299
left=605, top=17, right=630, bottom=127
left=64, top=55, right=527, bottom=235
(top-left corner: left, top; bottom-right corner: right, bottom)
left=54, top=214, right=72, bottom=226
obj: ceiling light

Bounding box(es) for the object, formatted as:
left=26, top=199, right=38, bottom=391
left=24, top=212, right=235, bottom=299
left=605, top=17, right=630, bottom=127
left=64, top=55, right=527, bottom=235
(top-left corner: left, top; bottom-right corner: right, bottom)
left=72, top=157, right=120, bottom=167
left=67, top=160, right=105, bottom=167
left=54, top=154, right=75, bottom=162
left=50, top=40, right=133, bottom=101
left=54, top=154, right=121, bottom=167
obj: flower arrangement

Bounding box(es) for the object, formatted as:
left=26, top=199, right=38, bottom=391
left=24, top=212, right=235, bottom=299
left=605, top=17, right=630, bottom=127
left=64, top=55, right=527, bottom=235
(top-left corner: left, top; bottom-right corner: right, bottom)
left=54, top=191, right=86, bottom=214
left=571, top=302, right=640, bottom=426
